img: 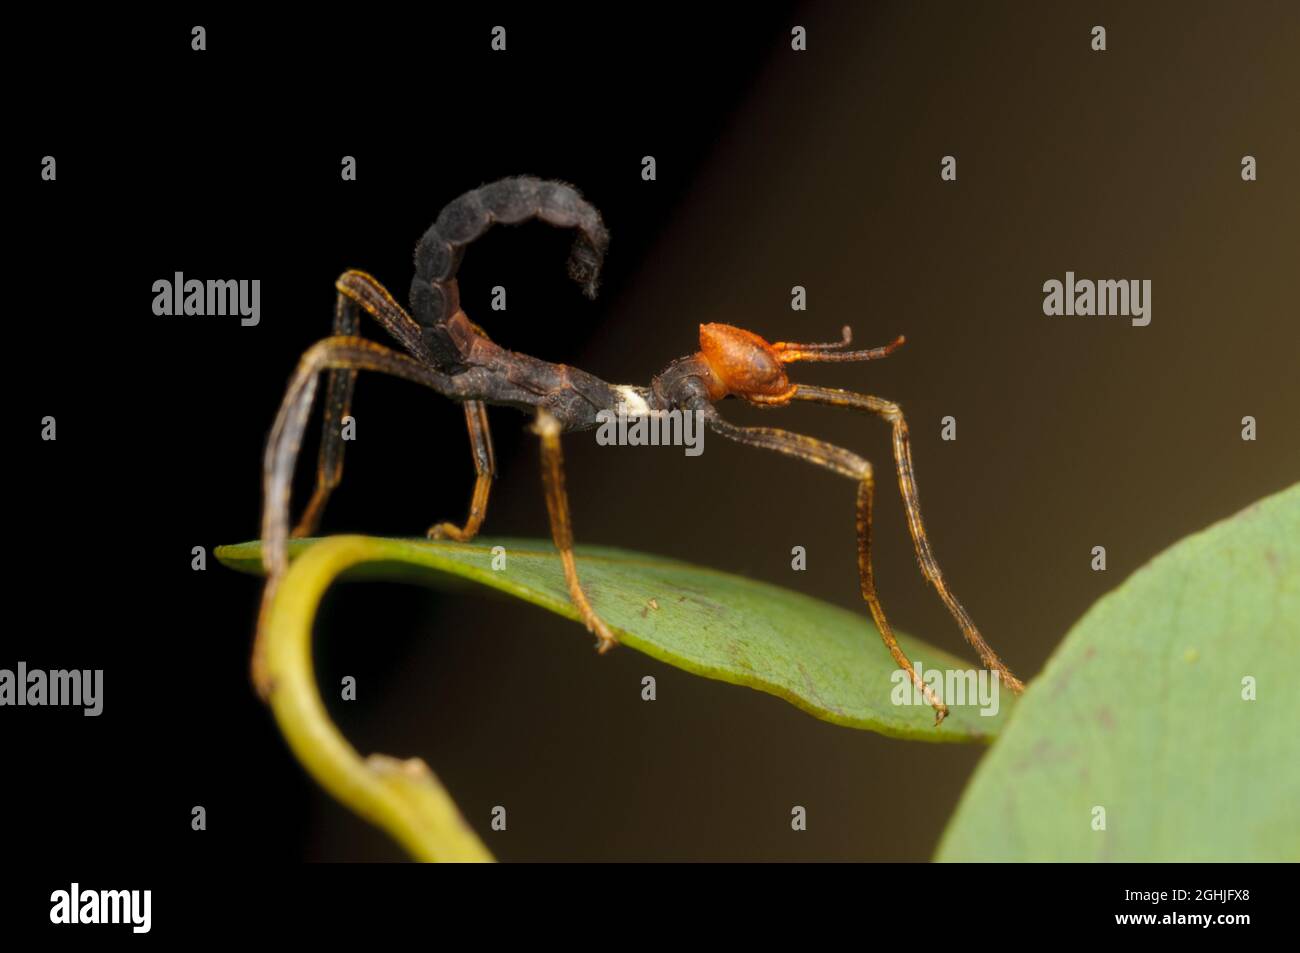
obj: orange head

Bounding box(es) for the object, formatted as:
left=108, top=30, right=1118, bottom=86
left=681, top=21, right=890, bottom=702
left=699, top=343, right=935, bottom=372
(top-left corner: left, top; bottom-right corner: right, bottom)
left=696, top=322, right=906, bottom=404
left=698, top=323, right=791, bottom=401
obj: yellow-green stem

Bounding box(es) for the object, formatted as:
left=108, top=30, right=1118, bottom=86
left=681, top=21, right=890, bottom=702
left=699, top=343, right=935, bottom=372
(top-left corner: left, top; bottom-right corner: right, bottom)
left=261, top=534, right=493, bottom=862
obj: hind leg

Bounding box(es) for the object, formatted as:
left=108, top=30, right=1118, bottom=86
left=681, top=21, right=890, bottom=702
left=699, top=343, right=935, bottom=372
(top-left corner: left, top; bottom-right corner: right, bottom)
left=426, top=400, right=495, bottom=542
left=532, top=409, right=618, bottom=654
left=293, top=270, right=430, bottom=537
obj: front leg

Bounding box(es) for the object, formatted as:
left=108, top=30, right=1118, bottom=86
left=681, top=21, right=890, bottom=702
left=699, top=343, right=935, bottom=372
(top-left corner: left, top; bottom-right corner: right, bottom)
left=791, top=384, right=1024, bottom=694
left=702, top=411, right=949, bottom=723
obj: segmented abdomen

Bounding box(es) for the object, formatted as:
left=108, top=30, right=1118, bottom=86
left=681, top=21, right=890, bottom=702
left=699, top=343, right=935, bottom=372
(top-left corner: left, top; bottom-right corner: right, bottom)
left=410, top=177, right=609, bottom=370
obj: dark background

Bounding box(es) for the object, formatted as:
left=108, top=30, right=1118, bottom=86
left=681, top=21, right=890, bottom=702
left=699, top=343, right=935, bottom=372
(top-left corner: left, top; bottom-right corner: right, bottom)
left=10, top=3, right=1298, bottom=862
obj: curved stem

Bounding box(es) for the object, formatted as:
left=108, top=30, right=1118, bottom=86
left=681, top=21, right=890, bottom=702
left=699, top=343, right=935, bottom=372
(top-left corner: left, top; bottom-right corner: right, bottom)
left=259, top=534, right=494, bottom=862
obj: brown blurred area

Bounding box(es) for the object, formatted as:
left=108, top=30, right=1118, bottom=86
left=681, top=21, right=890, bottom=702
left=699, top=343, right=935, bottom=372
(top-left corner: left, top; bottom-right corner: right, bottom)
left=318, top=2, right=1299, bottom=860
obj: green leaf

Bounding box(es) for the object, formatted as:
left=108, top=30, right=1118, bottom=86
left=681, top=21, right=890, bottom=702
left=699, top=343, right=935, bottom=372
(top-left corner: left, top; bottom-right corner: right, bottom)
left=218, top=536, right=1016, bottom=743
left=937, top=483, right=1300, bottom=861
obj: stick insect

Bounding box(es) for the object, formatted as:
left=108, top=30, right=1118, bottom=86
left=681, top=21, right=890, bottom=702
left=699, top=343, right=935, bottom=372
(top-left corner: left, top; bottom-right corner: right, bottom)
left=255, top=176, right=1024, bottom=723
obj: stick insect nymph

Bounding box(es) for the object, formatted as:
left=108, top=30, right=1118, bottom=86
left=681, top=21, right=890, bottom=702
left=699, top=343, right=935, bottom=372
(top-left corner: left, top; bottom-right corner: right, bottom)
left=255, top=176, right=1024, bottom=723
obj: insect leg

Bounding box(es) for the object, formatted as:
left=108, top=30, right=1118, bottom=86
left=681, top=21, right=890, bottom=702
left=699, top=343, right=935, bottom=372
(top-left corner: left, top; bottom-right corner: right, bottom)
left=532, top=408, right=618, bottom=654
left=791, top=384, right=1024, bottom=694
left=294, top=271, right=431, bottom=537
left=426, top=400, right=496, bottom=542
left=255, top=335, right=464, bottom=695
left=702, top=410, right=949, bottom=722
